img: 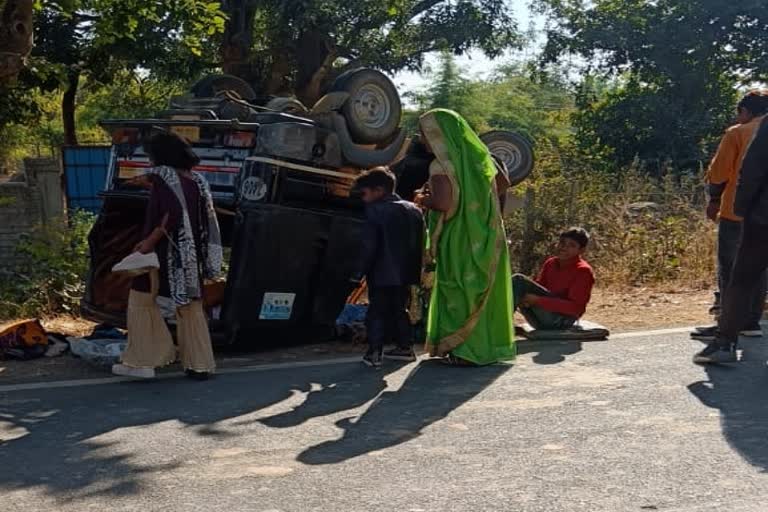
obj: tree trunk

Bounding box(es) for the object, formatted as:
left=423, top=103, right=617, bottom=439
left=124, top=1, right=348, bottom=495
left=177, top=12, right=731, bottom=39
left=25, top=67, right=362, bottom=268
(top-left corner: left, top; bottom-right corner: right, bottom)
left=294, top=31, right=336, bottom=106
left=220, top=1, right=257, bottom=80
left=264, top=50, right=293, bottom=96
left=62, top=71, right=80, bottom=146
left=0, top=0, right=34, bottom=83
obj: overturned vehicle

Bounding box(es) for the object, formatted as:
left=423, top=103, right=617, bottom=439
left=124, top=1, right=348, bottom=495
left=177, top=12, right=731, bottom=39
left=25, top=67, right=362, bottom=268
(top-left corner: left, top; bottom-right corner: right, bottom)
left=82, top=70, right=535, bottom=345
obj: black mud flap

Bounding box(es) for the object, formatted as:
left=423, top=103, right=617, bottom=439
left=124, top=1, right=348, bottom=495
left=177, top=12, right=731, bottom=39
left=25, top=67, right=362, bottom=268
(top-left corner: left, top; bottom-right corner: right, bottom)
left=221, top=203, right=364, bottom=346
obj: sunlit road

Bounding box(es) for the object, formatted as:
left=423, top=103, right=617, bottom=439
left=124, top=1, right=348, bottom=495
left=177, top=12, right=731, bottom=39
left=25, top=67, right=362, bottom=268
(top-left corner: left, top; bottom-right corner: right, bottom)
left=2, top=329, right=768, bottom=511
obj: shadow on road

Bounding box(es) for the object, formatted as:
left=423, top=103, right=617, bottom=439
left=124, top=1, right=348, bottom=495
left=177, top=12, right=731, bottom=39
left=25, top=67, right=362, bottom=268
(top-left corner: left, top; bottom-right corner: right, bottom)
left=688, top=341, right=768, bottom=473
left=297, top=360, right=509, bottom=465
left=0, top=362, right=398, bottom=500
left=516, top=340, right=585, bottom=365
left=256, top=363, right=405, bottom=429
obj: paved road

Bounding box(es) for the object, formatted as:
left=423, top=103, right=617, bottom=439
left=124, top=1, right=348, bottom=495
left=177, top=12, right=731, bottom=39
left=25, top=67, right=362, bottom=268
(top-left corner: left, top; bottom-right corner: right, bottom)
left=1, top=330, right=768, bottom=512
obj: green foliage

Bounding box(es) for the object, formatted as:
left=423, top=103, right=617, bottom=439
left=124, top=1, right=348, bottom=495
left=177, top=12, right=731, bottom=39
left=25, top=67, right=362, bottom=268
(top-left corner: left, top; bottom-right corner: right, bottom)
left=405, top=52, right=485, bottom=130
left=32, top=0, right=226, bottom=73
left=538, top=0, right=768, bottom=81
left=0, top=0, right=227, bottom=146
left=571, top=73, right=737, bottom=172
left=406, top=53, right=575, bottom=144
left=0, top=72, right=188, bottom=170
left=0, top=210, right=95, bottom=320
left=535, top=0, right=755, bottom=169
left=77, top=71, right=187, bottom=131
left=221, top=0, right=521, bottom=101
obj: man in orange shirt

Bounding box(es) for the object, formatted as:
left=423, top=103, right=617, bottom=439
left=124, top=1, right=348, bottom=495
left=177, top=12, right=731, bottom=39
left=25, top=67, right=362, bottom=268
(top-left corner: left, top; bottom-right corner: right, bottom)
left=695, top=113, right=768, bottom=363
left=692, top=91, right=768, bottom=343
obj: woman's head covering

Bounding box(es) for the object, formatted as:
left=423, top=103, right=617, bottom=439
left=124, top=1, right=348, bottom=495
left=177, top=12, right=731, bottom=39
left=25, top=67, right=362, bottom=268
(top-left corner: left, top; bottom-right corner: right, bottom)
left=418, top=109, right=497, bottom=218
left=418, top=109, right=496, bottom=183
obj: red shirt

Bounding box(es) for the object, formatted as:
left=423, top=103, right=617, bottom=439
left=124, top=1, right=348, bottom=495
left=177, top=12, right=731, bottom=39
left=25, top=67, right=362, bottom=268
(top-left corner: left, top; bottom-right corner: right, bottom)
left=535, top=256, right=595, bottom=318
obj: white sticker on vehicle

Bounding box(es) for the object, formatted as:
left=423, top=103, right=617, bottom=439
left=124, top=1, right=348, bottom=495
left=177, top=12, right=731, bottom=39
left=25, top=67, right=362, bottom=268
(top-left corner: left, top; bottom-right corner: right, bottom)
left=241, top=176, right=267, bottom=201
left=259, top=292, right=296, bottom=320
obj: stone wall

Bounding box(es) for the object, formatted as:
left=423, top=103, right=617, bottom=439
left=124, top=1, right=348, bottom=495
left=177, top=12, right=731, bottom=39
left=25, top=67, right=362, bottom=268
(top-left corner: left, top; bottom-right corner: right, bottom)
left=0, top=158, right=63, bottom=270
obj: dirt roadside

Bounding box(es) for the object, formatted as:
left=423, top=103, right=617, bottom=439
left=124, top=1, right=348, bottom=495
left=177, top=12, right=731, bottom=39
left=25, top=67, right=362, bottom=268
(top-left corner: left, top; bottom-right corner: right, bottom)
left=0, top=287, right=716, bottom=386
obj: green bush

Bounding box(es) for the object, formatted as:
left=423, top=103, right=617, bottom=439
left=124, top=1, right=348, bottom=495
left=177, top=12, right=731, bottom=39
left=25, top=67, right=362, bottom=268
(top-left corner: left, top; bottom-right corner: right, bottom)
left=0, top=210, right=95, bottom=320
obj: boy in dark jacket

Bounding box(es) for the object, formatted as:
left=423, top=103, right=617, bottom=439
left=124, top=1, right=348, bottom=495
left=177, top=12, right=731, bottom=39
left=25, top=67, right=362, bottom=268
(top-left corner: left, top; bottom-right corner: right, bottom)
left=695, top=115, right=768, bottom=364
left=352, top=167, right=425, bottom=368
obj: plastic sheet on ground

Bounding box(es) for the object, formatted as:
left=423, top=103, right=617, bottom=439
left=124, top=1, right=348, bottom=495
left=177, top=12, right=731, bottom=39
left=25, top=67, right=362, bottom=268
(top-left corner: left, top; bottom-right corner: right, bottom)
left=519, top=320, right=610, bottom=341
left=45, top=337, right=69, bottom=358
left=335, top=304, right=368, bottom=344
left=336, top=304, right=368, bottom=325
left=67, top=337, right=127, bottom=367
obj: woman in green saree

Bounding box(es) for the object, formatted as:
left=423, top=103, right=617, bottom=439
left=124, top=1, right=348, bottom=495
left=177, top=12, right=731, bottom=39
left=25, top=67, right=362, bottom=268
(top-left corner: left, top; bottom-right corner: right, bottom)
left=415, top=109, right=515, bottom=366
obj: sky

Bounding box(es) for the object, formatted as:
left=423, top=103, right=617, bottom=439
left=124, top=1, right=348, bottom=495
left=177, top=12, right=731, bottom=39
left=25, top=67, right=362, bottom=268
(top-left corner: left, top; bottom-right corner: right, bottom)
left=394, top=0, right=543, bottom=96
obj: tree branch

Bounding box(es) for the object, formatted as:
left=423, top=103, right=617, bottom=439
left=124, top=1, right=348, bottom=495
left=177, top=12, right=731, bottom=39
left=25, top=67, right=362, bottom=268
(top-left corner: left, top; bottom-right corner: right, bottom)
left=408, top=0, right=443, bottom=19
left=350, top=0, right=443, bottom=36
left=72, top=12, right=100, bottom=22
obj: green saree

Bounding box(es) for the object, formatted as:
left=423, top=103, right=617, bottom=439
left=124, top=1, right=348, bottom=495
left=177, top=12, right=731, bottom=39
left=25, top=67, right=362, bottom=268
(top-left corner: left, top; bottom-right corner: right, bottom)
left=420, top=109, right=515, bottom=365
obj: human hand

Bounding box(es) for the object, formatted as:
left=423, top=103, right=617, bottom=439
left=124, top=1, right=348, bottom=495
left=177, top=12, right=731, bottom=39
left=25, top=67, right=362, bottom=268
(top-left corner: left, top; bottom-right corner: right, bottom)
left=413, top=192, right=429, bottom=208
left=706, top=202, right=720, bottom=223
left=520, top=294, right=540, bottom=308
left=134, top=239, right=154, bottom=254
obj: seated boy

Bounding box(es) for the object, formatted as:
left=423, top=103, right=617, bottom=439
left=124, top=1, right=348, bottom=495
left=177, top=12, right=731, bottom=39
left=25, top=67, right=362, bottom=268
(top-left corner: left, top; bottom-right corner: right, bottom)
left=512, top=227, right=595, bottom=331
left=351, top=167, right=425, bottom=368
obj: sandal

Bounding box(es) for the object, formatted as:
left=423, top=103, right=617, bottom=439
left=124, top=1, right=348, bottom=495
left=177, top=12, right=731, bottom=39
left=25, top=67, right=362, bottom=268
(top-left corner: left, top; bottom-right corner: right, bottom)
left=441, top=353, right=477, bottom=367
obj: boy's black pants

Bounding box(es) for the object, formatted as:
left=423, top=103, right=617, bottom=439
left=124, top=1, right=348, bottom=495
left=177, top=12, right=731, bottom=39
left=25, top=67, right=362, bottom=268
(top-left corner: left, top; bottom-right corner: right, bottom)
left=367, top=286, right=411, bottom=352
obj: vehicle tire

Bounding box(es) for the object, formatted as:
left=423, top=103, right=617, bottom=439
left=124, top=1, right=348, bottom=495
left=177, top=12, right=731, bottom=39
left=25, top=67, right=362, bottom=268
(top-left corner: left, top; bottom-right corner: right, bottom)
left=480, top=130, right=535, bottom=186
left=265, top=96, right=309, bottom=115
left=190, top=74, right=257, bottom=102
left=331, top=68, right=402, bottom=144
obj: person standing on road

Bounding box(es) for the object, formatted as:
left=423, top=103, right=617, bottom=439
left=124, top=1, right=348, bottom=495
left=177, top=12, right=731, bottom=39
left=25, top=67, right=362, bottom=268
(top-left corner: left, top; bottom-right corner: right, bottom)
left=694, top=112, right=768, bottom=364
left=416, top=109, right=516, bottom=366
left=112, top=131, right=223, bottom=380
left=693, top=91, right=768, bottom=344
left=352, top=167, right=425, bottom=368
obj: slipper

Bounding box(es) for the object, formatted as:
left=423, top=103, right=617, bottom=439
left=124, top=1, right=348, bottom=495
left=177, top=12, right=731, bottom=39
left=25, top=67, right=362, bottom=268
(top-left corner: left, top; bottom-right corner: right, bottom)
left=441, top=354, right=477, bottom=367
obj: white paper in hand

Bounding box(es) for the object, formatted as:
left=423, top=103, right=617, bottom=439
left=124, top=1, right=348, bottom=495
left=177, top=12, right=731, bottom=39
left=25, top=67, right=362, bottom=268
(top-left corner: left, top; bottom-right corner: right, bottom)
left=111, top=251, right=160, bottom=275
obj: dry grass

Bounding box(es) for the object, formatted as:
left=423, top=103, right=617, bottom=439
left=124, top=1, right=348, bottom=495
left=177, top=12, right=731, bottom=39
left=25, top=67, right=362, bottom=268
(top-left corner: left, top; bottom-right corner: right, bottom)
left=0, top=315, right=96, bottom=338
left=507, top=160, right=715, bottom=290
left=588, top=204, right=716, bottom=289
left=41, top=315, right=97, bottom=337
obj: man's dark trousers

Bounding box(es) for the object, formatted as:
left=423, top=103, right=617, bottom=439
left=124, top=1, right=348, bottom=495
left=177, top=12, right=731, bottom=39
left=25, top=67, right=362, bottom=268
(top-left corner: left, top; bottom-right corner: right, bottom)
left=366, top=286, right=411, bottom=352
left=715, top=218, right=766, bottom=327
left=718, top=221, right=768, bottom=346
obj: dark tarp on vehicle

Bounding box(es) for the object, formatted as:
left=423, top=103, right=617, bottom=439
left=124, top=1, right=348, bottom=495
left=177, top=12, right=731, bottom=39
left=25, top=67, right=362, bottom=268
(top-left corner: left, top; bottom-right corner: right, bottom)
left=222, top=202, right=364, bottom=343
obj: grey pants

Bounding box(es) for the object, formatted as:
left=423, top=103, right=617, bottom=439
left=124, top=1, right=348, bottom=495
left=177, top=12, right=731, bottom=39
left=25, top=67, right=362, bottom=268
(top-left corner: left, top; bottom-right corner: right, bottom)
left=715, top=219, right=766, bottom=328
left=512, top=274, right=577, bottom=330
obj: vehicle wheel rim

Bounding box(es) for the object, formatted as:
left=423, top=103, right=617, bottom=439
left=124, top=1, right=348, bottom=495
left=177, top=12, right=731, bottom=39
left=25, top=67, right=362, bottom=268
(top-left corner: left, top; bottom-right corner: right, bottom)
left=488, top=141, right=524, bottom=174
left=351, top=84, right=391, bottom=129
